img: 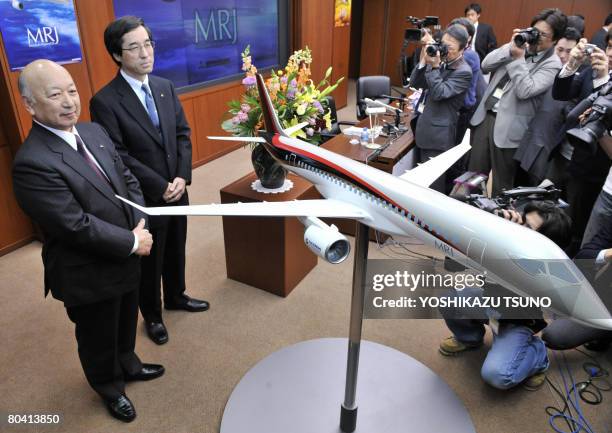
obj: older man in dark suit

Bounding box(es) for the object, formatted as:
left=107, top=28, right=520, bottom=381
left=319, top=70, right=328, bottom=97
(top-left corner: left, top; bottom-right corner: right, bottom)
left=12, top=60, right=164, bottom=422
left=409, top=24, right=472, bottom=193
left=90, top=16, right=209, bottom=346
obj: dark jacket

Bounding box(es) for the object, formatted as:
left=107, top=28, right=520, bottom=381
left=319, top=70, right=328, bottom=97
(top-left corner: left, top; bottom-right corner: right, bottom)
left=12, top=122, right=145, bottom=307
left=90, top=73, right=192, bottom=207
left=409, top=57, right=472, bottom=150
left=473, top=22, right=497, bottom=63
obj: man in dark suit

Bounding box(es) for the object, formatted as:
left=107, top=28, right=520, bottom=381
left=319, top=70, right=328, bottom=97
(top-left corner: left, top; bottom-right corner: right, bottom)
left=409, top=24, right=472, bottom=193
left=551, top=32, right=612, bottom=255
left=12, top=60, right=164, bottom=422
left=590, top=13, right=612, bottom=50
left=90, top=16, right=209, bottom=345
left=464, top=3, right=497, bottom=62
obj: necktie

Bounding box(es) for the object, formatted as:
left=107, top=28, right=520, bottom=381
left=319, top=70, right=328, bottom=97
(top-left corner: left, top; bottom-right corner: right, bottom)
left=141, top=83, right=160, bottom=130
left=74, top=134, right=110, bottom=185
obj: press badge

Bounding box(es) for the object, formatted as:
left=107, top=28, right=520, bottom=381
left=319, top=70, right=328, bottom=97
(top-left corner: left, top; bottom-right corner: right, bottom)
left=493, top=87, right=505, bottom=99
left=417, top=102, right=426, bottom=114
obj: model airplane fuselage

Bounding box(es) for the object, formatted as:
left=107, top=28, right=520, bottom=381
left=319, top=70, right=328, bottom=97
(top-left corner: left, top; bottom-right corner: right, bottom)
left=118, top=74, right=612, bottom=330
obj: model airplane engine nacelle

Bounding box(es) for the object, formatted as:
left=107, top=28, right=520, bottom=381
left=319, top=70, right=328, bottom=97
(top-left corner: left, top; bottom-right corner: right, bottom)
left=299, top=217, right=350, bottom=264
left=12, top=0, right=24, bottom=10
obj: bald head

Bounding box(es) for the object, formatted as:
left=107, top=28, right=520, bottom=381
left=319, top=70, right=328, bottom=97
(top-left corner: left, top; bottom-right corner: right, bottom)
left=19, top=60, right=81, bottom=131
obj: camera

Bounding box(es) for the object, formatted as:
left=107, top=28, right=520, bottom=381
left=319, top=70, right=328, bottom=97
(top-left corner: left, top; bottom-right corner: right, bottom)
left=425, top=42, right=448, bottom=58
left=584, top=43, right=599, bottom=56
left=450, top=172, right=566, bottom=214
left=406, top=16, right=439, bottom=28
left=566, top=81, right=612, bottom=153
left=404, top=28, right=423, bottom=42
left=513, top=27, right=540, bottom=48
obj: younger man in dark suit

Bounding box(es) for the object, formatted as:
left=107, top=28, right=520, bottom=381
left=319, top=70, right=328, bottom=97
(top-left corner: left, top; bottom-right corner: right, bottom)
left=464, top=3, right=497, bottom=62
left=12, top=60, right=163, bottom=422
left=91, top=16, right=209, bottom=346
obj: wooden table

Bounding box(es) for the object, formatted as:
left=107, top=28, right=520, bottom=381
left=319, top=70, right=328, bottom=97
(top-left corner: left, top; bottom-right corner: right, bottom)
left=321, top=116, right=415, bottom=174
left=220, top=172, right=320, bottom=297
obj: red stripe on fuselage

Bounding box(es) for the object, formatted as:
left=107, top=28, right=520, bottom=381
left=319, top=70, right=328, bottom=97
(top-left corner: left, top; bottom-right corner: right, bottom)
left=271, top=135, right=462, bottom=252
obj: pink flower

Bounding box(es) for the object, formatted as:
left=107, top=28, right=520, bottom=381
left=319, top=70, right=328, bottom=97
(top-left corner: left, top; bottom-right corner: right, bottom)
left=241, top=104, right=251, bottom=112
left=306, top=127, right=314, bottom=136
left=242, top=76, right=256, bottom=86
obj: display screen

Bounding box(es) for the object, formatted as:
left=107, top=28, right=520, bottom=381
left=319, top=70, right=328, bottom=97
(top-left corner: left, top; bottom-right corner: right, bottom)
left=112, top=0, right=283, bottom=90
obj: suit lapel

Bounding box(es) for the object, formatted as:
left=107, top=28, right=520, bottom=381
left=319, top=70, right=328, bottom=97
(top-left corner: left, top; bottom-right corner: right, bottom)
left=113, top=74, right=164, bottom=148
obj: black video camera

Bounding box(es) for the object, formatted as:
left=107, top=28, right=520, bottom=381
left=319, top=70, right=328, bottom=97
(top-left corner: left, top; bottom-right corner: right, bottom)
left=513, top=27, right=540, bottom=48
left=425, top=42, right=448, bottom=58
left=566, top=81, right=612, bottom=153
left=406, top=15, right=439, bottom=28
left=450, top=172, right=567, bottom=214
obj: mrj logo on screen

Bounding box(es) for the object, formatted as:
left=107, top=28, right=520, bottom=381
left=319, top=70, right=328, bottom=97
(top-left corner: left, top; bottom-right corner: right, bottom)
left=26, top=26, right=59, bottom=47
left=194, top=8, right=237, bottom=44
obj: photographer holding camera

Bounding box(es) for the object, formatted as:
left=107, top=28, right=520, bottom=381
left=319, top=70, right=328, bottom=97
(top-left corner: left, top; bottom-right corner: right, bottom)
left=551, top=29, right=612, bottom=255
left=469, top=8, right=566, bottom=196
left=409, top=24, right=472, bottom=193
left=439, top=200, right=572, bottom=390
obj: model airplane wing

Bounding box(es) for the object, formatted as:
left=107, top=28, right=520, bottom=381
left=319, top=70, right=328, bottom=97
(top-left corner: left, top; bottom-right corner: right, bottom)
left=117, top=196, right=371, bottom=219
left=400, top=130, right=471, bottom=187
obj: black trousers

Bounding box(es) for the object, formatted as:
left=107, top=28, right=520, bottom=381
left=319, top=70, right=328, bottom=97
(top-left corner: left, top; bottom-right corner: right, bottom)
left=139, top=215, right=187, bottom=323
left=565, top=177, right=605, bottom=256
left=66, top=289, right=142, bottom=400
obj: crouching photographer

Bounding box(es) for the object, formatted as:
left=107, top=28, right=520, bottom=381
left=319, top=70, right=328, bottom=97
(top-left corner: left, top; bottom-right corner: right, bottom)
left=438, top=197, right=572, bottom=390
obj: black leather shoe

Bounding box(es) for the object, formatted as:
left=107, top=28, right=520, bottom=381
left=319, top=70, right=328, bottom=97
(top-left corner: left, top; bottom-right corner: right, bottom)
left=146, top=322, right=168, bottom=345
left=165, top=295, right=210, bottom=312
left=105, top=395, right=136, bottom=422
left=125, top=363, right=165, bottom=382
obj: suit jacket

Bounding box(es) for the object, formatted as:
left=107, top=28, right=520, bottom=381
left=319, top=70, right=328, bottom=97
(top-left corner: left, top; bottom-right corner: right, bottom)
left=90, top=73, right=192, bottom=209
left=409, top=57, right=472, bottom=150
left=552, top=66, right=612, bottom=183
left=12, top=122, right=146, bottom=307
left=473, top=22, right=497, bottom=63
left=591, top=28, right=608, bottom=50
left=471, top=44, right=562, bottom=149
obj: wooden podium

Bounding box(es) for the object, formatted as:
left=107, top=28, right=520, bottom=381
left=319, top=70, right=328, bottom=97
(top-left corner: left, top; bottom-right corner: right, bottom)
left=220, top=172, right=320, bottom=297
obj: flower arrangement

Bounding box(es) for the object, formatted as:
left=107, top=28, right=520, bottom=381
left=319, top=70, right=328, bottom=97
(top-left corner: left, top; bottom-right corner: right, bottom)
left=222, top=45, right=344, bottom=145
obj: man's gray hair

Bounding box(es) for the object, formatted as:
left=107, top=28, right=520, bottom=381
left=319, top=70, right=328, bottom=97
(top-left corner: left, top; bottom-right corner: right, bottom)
left=18, top=72, right=34, bottom=103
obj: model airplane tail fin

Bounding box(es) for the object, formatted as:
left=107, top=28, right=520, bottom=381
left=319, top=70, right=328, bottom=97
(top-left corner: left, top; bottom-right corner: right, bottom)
left=256, top=74, right=289, bottom=138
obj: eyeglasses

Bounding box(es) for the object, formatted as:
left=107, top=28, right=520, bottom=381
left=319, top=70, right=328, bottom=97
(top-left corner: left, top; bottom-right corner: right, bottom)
left=121, top=40, right=155, bottom=54
left=536, top=30, right=552, bottom=40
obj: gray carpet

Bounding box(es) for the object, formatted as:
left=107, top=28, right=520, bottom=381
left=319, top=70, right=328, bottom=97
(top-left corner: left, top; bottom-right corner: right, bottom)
left=1, top=88, right=611, bottom=432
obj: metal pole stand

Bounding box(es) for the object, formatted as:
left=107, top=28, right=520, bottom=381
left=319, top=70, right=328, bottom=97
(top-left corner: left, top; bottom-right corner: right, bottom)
left=339, top=222, right=369, bottom=432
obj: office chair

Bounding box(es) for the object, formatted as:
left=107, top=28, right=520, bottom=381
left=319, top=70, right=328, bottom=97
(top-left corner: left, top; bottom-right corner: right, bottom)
left=356, top=76, right=391, bottom=120
left=319, top=96, right=356, bottom=143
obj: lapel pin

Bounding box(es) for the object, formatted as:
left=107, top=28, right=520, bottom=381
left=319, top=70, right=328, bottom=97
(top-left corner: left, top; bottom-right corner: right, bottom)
left=161, top=93, right=164, bottom=98
left=100, top=144, right=104, bottom=148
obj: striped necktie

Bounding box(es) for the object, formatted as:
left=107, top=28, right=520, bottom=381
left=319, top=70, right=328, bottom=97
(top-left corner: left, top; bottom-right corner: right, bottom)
left=74, top=134, right=110, bottom=185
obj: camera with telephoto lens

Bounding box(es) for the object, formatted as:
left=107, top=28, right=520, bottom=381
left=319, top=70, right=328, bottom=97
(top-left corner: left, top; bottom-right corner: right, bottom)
left=513, top=27, right=540, bottom=47
left=426, top=42, right=448, bottom=58
left=450, top=172, right=567, bottom=214
left=406, top=16, right=439, bottom=28
left=566, top=81, right=612, bottom=153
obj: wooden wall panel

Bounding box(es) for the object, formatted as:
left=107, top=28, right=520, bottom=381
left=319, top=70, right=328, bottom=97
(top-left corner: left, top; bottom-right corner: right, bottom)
left=332, top=25, right=351, bottom=108
left=360, top=0, right=387, bottom=76
left=0, top=146, right=33, bottom=255
left=574, top=0, right=612, bottom=40
left=295, top=0, right=334, bottom=84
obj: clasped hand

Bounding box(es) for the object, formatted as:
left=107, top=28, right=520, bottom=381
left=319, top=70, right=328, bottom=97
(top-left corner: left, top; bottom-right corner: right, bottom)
left=163, top=177, right=186, bottom=203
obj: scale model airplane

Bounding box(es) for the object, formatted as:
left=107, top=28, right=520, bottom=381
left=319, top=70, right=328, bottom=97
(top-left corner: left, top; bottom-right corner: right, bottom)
left=118, top=74, right=612, bottom=330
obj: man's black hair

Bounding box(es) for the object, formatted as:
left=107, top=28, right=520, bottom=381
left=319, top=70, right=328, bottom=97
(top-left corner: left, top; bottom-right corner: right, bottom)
left=450, top=17, right=475, bottom=39
left=444, top=24, right=469, bottom=50
left=464, top=3, right=482, bottom=15
left=567, top=15, right=585, bottom=36
left=523, top=201, right=572, bottom=249
left=606, top=27, right=612, bottom=46
left=531, top=8, right=567, bottom=42
left=604, top=13, right=612, bottom=26
left=104, top=15, right=153, bottom=66
left=563, top=27, right=582, bottom=44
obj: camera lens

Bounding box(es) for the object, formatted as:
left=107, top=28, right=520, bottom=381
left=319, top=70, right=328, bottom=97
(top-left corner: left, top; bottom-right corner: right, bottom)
left=513, top=33, right=527, bottom=47
left=426, top=44, right=438, bottom=57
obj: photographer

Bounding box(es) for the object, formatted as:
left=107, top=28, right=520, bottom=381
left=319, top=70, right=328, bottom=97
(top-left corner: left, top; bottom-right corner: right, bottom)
left=551, top=29, right=612, bottom=255
left=439, top=200, right=572, bottom=390
left=409, top=24, right=472, bottom=193
left=513, top=26, right=582, bottom=185
left=469, top=8, right=565, bottom=196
